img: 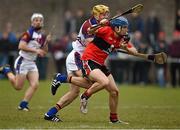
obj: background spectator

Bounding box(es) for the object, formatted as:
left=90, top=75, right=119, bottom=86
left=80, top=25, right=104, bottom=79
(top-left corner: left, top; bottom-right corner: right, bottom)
left=129, top=13, right=144, bottom=34
left=175, top=9, right=180, bottom=31
left=168, top=31, right=180, bottom=87
left=131, top=31, right=150, bottom=85
left=0, top=22, right=18, bottom=79
left=145, top=11, right=161, bottom=48
left=50, top=34, right=70, bottom=73
left=154, top=31, right=168, bottom=87
left=75, top=8, right=87, bottom=33
left=64, top=10, right=76, bottom=35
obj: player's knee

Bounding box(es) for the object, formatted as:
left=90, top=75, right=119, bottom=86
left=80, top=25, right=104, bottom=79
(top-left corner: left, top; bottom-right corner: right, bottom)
left=31, top=82, right=39, bottom=90
left=14, top=83, right=23, bottom=91
left=14, top=86, right=23, bottom=91
left=110, top=89, right=119, bottom=97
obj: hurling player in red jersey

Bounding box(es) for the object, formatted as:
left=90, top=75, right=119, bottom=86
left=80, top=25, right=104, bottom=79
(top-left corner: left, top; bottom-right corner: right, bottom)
left=80, top=16, right=137, bottom=123
left=44, top=5, right=111, bottom=122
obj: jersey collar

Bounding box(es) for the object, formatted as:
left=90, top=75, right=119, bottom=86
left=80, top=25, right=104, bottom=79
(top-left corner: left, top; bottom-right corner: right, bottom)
left=90, top=16, right=98, bottom=25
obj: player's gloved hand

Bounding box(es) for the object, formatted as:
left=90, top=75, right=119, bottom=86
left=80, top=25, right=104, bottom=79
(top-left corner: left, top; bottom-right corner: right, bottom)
left=100, top=19, right=109, bottom=26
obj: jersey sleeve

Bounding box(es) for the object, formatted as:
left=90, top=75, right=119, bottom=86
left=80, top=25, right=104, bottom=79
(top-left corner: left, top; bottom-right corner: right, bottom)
left=96, top=26, right=110, bottom=37
left=20, top=31, right=31, bottom=43
left=82, top=21, right=94, bottom=39
left=40, top=34, right=47, bottom=48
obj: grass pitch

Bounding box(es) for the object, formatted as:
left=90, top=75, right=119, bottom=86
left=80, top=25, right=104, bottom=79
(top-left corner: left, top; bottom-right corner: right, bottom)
left=0, top=80, right=180, bottom=129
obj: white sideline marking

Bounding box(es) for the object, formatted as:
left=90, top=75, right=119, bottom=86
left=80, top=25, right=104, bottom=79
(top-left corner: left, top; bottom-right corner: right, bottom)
left=121, top=105, right=180, bottom=109
left=93, top=105, right=180, bottom=109
left=33, top=105, right=180, bottom=110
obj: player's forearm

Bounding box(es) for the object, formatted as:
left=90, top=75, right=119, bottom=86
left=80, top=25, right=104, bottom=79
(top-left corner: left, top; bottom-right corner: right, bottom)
left=18, top=42, right=37, bottom=53
left=42, top=34, right=51, bottom=53
left=88, top=19, right=109, bottom=34
left=42, top=45, right=48, bottom=53
left=87, top=26, right=98, bottom=35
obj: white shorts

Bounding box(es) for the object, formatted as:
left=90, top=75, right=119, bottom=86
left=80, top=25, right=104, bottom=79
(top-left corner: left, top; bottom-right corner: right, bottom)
left=66, top=50, right=82, bottom=74
left=14, top=56, right=38, bottom=75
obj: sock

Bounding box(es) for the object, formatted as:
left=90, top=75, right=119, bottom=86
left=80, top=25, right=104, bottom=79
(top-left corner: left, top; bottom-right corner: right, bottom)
left=81, top=90, right=91, bottom=100
left=110, top=113, right=118, bottom=122
left=46, top=107, right=58, bottom=117
left=56, top=73, right=67, bottom=83
left=19, top=101, right=28, bottom=108
left=3, top=66, right=12, bottom=75
left=55, top=104, right=62, bottom=110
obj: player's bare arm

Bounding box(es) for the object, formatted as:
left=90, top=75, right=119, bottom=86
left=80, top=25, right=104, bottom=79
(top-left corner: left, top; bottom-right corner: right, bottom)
left=18, top=41, right=37, bottom=53
left=18, top=41, right=46, bottom=57
left=42, top=34, right=52, bottom=53
left=87, top=18, right=109, bottom=34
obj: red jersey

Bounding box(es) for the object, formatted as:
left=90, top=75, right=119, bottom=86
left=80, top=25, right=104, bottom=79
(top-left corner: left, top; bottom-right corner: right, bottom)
left=82, top=26, right=123, bottom=65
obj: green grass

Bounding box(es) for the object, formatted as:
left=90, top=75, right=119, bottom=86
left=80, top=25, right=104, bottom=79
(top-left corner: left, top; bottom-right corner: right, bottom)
left=0, top=80, right=180, bottom=129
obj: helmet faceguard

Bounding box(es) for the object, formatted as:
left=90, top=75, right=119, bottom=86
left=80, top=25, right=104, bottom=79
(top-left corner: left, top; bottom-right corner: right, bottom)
left=92, top=4, right=110, bottom=21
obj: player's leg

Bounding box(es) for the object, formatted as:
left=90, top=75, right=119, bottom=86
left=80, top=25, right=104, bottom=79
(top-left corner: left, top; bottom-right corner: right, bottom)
left=81, top=69, right=109, bottom=96
left=18, top=61, right=39, bottom=111
left=45, top=83, right=80, bottom=120
left=55, top=71, right=82, bottom=108
left=106, top=74, right=129, bottom=124
left=51, top=50, right=92, bottom=95
left=80, top=60, right=110, bottom=98
left=80, top=61, right=110, bottom=114
left=45, top=72, right=82, bottom=122
left=0, top=62, right=26, bottom=90
left=51, top=50, right=78, bottom=95
left=45, top=50, right=92, bottom=121
left=9, top=56, right=27, bottom=90
left=18, top=71, right=39, bottom=111
left=105, top=74, right=119, bottom=123
left=0, top=64, right=11, bottom=74
left=57, top=84, right=80, bottom=108
left=45, top=69, right=93, bottom=118
left=51, top=72, right=92, bottom=95
left=8, top=73, right=26, bottom=90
